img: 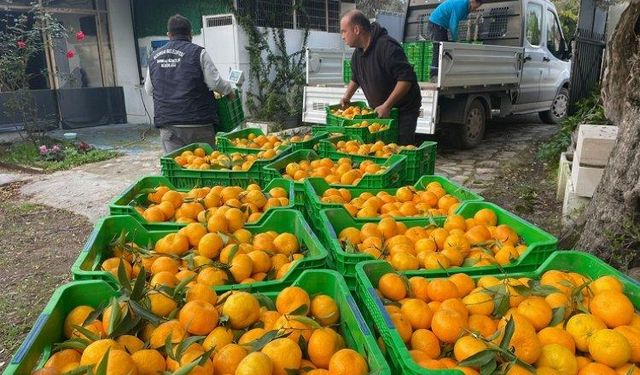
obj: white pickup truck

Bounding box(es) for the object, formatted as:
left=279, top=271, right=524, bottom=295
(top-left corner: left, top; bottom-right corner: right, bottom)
left=302, top=0, right=571, bottom=148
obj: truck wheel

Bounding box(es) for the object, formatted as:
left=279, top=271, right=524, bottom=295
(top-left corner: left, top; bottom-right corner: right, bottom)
left=450, top=99, right=486, bottom=149
left=539, top=87, right=569, bottom=124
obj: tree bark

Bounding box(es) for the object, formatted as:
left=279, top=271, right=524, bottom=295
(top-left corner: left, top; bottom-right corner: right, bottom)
left=601, top=0, right=640, bottom=124
left=572, top=0, right=640, bottom=270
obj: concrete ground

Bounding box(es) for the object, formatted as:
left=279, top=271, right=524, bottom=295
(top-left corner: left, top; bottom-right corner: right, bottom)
left=0, top=123, right=163, bottom=222
left=0, top=116, right=556, bottom=223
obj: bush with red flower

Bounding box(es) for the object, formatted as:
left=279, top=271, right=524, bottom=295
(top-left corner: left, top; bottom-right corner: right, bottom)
left=0, top=5, right=85, bottom=149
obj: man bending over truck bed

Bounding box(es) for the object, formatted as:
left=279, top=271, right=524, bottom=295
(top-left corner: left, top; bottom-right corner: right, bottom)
left=427, top=0, right=484, bottom=81
left=339, top=9, right=422, bottom=146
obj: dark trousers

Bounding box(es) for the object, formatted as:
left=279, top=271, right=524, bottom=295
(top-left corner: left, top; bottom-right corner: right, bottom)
left=397, top=109, right=420, bottom=146
left=159, top=124, right=216, bottom=153
left=426, top=21, right=449, bottom=79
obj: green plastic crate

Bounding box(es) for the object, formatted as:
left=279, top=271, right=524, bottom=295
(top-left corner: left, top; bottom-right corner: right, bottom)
left=262, top=150, right=407, bottom=209
left=312, top=117, right=399, bottom=144
left=215, top=89, right=244, bottom=133
left=340, top=118, right=399, bottom=144
left=318, top=201, right=558, bottom=279
left=404, top=141, right=437, bottom=183
left=402, top=41, right=434, bottom=82
left=71, top=210, right=328, bottom=292
left=317, top=134, right=437, bottom=183
left=325, top=101, right=377, bottom=126
left=4, top=270, right=391, bottom=375
left=423, top=43, right=433, bottom=80
left=317, top=134, right=387, bottom=164
left=2, top=281, right=120, bottom=375
left=354, top=251, right=640, bottom=375
left=109, top=175, right=295, bottom=230
left=403, top=41, right=426, bottom=81
left=303, top=175, right=484, bottom=236
left=343, top=58, right=352, bottom=84
left=160, top=142, right=290, bottom=189
left=235, top=269, right=391, bottom=374
left=216, top=127, right=329, bottom=153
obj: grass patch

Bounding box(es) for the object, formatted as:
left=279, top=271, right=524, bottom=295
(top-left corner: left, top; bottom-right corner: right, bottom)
left=0, top=271, right=67, bottom=370
left=12, top=202, right=40, bottom=214
left=513, top=186, right=538, bottom=215
left=0, top=138, right=120, bottom=172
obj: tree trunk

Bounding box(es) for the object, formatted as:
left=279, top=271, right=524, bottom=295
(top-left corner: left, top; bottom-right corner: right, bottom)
left=571, top=0, right=640, bottom=270
left=601, top=0, right=640, bottom=124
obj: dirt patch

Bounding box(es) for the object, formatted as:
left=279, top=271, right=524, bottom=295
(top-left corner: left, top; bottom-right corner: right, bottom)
left=0, top=181, right=92, bottom=371
left=479, top=142, right=563, bottom=237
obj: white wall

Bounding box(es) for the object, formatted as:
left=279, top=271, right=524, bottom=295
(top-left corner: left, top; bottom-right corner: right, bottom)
left=109, top=0, right=150, bottom=124
left=281, top=28, right=345, bottom=51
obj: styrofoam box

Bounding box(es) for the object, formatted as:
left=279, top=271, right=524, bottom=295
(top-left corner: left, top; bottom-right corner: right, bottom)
left=574, top=124, right=618, bottom=167
left=571, top=155, right=605, bottom=198
left=556, top=152, right=571, bottom=202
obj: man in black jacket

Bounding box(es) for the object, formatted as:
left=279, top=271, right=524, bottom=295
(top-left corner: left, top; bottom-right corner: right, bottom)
left=339, top=10, right=422, bottom=145
left=145, top=14, right=235, bottom=152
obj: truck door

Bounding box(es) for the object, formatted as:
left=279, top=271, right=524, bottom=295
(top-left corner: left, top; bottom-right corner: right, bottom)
left=517, top=1, right=546, bottom=104
left=539, top=8, right=569, bottom=103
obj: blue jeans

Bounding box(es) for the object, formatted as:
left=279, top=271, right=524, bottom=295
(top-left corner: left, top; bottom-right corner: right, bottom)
left=426, top=22, right=449, bottom=79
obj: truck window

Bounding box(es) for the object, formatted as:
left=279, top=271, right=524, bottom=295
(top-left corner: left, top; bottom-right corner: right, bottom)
left=525, top=3, right=543, bottom=46
left=546, top=10, right=563, bottom=58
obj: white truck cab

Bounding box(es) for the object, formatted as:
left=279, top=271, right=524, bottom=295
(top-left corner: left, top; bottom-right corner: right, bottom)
left=303, top=0, right=571, bottom=148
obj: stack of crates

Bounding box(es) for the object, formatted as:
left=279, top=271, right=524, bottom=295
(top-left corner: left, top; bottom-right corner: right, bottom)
left=403, top=41, right=427, bottom=81
left=345, top=42, right=433, bottom=82
left=343, top=58, right=352, bottom=84
left=401, top=41, right=434, bottom=82
left=423, top=41, right=433, bottom=79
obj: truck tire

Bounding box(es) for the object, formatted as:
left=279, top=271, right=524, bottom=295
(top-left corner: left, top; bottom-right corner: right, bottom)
left=450, top=99, right=486, bottom=149
left=539, top=87, right=569, bottom=124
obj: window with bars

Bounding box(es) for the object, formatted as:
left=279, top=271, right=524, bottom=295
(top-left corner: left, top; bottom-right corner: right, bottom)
left=238, top=0, right=293, bottom=29
left=297, top=0, right=326, bottom=31
left=237, top=0, right=338, bottom=32
left=327, top=0, right=339, bottom=33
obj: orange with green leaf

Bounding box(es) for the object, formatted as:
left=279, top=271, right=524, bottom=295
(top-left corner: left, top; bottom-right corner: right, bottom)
left=374, top=269, right=640, bottom=373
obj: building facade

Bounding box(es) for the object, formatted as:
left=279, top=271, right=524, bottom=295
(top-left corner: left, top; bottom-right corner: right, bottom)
left=0, top=0, right=354, bottom=129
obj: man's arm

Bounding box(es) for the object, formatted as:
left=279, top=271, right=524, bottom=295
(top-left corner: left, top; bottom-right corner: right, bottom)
left=377, top=43, right=418, bottom=117
left=341, top=80, right=359, bottom=108
left=375, top=81, right=412, bottom=118
left=200, top=50, right=235, bottom=97
left=144, top=67, right=153, bottom=95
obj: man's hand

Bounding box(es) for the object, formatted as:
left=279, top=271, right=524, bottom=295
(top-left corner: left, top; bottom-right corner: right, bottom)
left=227, top=91, right=237, bottom=101
left=340, top=97, right=350, bottom=109
left=374, top=103, right=391, bottom=118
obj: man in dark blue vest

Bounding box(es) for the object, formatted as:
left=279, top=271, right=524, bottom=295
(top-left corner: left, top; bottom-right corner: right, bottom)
left=145, top=14, right=235, bottom=152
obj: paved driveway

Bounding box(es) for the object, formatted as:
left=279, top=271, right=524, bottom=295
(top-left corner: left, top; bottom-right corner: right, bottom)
left=436, top=115, right=557, bottom=193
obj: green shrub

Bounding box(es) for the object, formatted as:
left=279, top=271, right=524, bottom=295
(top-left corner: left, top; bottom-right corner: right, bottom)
left=537, top=92, right=609, bottom=164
